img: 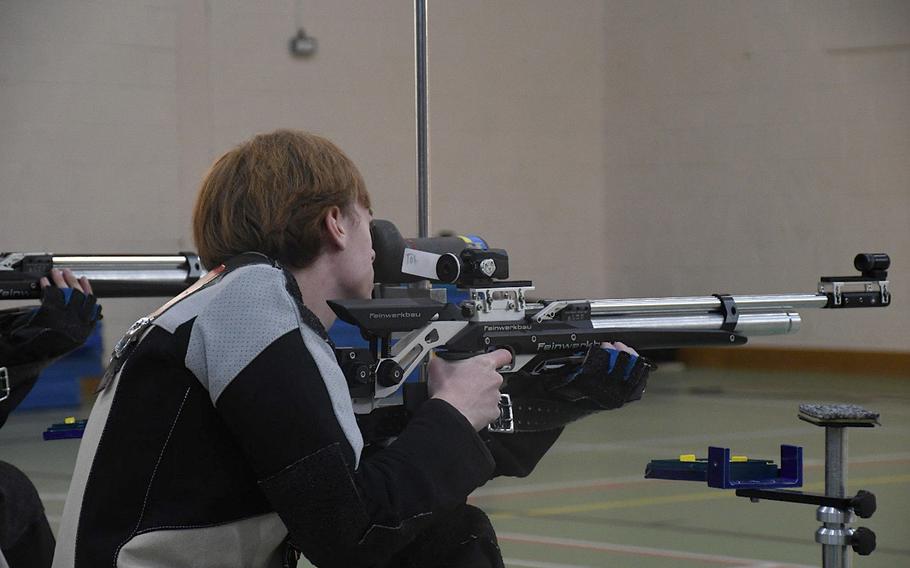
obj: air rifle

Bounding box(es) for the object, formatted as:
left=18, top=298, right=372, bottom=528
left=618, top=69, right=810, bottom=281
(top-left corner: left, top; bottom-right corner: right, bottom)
left=328, top=221, right=891, bottom=432
left=1, top=228, right=892, bottom=433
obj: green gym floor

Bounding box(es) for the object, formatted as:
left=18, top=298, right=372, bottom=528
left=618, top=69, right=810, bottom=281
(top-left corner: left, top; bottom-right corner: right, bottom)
left=2, top=367, right=907, bottom=567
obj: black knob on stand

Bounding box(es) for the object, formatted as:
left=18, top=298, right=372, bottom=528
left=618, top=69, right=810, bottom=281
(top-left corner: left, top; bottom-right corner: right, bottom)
left=850, top=490, right=876, bottom=519
left=851, top=527, right=876, bottom=556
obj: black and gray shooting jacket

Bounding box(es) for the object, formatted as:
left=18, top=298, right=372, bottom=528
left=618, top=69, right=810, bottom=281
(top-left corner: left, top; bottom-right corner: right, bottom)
left=52, top=258, right=505, bottom=567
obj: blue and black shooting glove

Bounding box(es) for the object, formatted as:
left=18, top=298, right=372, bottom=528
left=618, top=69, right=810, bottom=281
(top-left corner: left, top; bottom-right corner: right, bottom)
left=497, top=344, right=654, bottom=434
left=1, top=286, right=101, bottom=426
left=543, top=344, right=652, bottom=410
left=0, top=286, right=101, bottom=366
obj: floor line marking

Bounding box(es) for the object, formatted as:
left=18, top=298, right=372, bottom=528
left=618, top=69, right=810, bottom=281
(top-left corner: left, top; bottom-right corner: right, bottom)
left=471, top=475, right=645, bottom=498
left=471, top=453, right=910, bottom=501
left=551, top=427, right=812, bottom=453
left=498, top=532, right=816, bottom=567
left=502, top=558, right=594, bottom=568
left=501, top=490, right=728, bottom=518
left=37, top=492, right=68, bottom=501
left=488, top=473, right=910, bottom=519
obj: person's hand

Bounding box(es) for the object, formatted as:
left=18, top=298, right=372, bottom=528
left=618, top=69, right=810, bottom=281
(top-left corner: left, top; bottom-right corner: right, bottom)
left=1, top=269, right=102, bottom=366
left=40, top=267, right=93, bottom=298
left=33, top=268, right=101, bottom=341
left=543, top=342, right=653, bottom=410
left=602, top=341, right=637, bottom=357
left=428, top=349, right=512, bottom=431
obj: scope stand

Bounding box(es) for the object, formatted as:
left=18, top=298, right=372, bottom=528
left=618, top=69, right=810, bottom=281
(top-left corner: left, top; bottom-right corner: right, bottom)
left=735, top=404, right=879, bottom=568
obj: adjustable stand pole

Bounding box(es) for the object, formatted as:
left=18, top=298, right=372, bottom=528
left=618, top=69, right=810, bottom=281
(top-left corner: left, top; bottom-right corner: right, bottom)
left=735, top=404, right=878, bottom=568
left=799, top=404, right=878, bottom=568
left=804, top=405, right=878, bottom=568
left=819, top=424, right=851, bottom=567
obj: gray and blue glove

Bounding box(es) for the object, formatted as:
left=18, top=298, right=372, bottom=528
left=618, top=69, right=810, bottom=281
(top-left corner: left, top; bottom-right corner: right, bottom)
left=1, top=273, right=102, bottom=425
left=542, top=344, right=653, bottom=410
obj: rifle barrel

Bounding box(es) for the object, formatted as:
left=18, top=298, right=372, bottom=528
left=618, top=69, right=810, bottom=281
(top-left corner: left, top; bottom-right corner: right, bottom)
left=51, top=254, right=203, bottom=298
left=587, top=294, right=828, bottom=315
left=591, top=310, right=801, bottom=336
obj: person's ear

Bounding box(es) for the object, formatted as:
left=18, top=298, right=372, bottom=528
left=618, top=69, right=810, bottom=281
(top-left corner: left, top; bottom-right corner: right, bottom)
left=323, top=206, right=347, bottom=251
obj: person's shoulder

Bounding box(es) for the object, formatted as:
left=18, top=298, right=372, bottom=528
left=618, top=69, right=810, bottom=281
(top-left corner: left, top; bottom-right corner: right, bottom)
left=201, top=263, right=298, bottom=321
left=183, top=263, right=303, bottom=399
left=219, top=261, right=288, bottom=291
left=153, top=263, right=293, bottom=337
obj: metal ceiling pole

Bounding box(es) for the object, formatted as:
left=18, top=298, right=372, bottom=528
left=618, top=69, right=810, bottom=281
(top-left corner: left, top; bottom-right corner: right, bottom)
left=414, top=0, right=431, bottom=386
left=415, top=0, right=429, bottom=239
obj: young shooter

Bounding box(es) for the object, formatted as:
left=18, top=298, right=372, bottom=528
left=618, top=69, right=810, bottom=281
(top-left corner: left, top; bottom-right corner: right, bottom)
left=53, top=130, right=650, bottom=568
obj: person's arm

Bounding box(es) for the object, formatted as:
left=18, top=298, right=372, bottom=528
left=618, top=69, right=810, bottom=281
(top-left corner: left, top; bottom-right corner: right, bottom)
left=481, top=341, right=652, bottom=478
left=0, top=269, right=100, bottom=427
left=197, top=273, right=503, bottom=567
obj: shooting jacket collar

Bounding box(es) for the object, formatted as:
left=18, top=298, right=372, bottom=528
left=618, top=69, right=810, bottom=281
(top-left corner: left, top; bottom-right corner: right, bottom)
left=99, top=252, right=333, bottom=393
left=224, top=252, right=333, bottom=347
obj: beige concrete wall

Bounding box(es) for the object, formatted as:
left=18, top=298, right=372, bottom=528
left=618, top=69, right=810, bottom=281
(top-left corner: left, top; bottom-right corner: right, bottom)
left=601, top=0, right=909, bottom=350
left=0, top=0, right=906, bottom=352
left=427, top=1, right=609, bottom=298
left=0, top=0, right=185, bottom=347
